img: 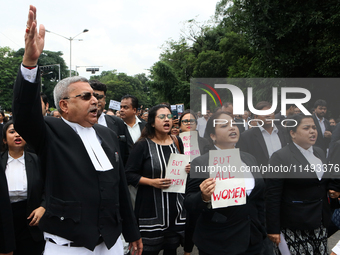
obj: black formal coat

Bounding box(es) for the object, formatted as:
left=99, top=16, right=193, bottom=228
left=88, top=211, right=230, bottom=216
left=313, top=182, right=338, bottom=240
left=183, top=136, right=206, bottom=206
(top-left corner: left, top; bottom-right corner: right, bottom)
left=237, top=126, right=288, bottom=168
left=330, top=140, right=340, bottom=169
left=234, top=117, right=245, bottom=133
left=196, top=134, right=211, bottom=156
left=266, top=143, right=340, bottom=234
left=0, top=159, right=15, bottom=253
left=1, top=151, right=45, bottom=241
left=124, top=120, right=146, bottom=164
left=12, top=69, right=140, bottom=251
left=104, top=114, right=129, bottom=165
left=184, top=151, right=266, bottom=255
left=312, top=113, right=332, bottom=155
left=328, top=123, right=340, bottom=161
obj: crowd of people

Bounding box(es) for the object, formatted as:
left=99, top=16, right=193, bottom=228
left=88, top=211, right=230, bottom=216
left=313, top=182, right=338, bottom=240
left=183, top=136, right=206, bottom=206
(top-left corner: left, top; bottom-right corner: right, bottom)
left=2, top=5, right=340, bottom=255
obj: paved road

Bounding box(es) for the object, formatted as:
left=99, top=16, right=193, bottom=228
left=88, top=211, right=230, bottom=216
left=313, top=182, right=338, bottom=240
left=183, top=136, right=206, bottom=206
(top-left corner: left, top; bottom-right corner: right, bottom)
left=158, top=231, right=340, bottom=254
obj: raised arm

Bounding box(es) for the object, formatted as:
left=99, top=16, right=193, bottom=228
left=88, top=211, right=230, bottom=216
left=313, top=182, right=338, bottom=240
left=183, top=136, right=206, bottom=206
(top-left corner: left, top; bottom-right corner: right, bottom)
left=12, top=5, right=46, bottom=154
left=23, top=5, right=45, bottom=66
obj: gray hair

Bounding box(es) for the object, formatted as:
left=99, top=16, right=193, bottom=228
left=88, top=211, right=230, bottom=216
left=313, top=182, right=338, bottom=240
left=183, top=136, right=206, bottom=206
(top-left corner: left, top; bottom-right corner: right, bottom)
left=53, top=76, right=88, bottom=111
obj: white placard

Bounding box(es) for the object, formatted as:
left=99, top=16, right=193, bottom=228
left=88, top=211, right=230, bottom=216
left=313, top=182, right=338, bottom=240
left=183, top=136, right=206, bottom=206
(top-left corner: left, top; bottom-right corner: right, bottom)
left=209, top=149, right=246, bottom=209
left=163, top=153, right=190, bottom=193
left=176, top=104, right=184, bottom=114
left=179, top=131, right=200, bottom=161
left=109, top=100, right=121, bottom=111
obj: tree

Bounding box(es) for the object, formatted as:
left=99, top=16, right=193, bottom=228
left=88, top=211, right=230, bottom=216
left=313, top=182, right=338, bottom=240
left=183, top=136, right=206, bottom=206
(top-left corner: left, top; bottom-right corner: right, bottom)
left=0, top=47, right=22, bottom=110
left=148, top=61, right=190, bottom=108
left=14, top=48, right=68, bottom=108
left=90, top=70, right=153, bottom=108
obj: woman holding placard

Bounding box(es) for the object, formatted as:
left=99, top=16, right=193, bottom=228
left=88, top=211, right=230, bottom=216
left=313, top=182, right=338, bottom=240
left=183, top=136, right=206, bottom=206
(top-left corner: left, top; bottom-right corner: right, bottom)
left=179, top=110, right=210, bottom=255
left=266, top=114, right=340, bottom=255
left=184, top=111, right=266, bottom=255
left=179, top=110, right=211, bottom=157
left=125, top=104, right=186, bottom=255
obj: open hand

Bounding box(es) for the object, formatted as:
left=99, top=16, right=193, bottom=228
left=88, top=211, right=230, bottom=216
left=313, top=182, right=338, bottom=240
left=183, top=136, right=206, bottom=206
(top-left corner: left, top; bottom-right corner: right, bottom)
left=23, top=5, right=45, bottom=66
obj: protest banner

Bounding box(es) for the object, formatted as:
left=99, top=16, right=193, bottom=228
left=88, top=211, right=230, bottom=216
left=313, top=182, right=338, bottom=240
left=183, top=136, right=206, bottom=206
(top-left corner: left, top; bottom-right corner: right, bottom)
left=179, top=131, right=200, bottom=161
left=209, top=149, right=246, bottom=209
left=164, top=153, right=190, bottom=193
left=109, top=100, right=121, bottom=111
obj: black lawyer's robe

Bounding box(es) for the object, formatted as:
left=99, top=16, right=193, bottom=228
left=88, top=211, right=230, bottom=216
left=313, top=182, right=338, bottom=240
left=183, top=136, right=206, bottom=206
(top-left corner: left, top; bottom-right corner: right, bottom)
left=12, top=68, right=140, bottom=251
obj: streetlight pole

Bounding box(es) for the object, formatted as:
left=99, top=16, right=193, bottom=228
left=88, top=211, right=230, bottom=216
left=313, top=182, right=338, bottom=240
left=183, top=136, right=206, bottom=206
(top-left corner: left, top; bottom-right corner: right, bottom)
left=45, top=29, right=89, bottom=77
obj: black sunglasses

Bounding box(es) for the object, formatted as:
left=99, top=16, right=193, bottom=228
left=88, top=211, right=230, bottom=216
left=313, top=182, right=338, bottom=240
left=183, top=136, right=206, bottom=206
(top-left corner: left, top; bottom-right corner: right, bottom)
left=63, top=92, right=98, bottom=101
left=94, top=93, right=105, bottom=100
left=157, top=114, right=173, bottom=120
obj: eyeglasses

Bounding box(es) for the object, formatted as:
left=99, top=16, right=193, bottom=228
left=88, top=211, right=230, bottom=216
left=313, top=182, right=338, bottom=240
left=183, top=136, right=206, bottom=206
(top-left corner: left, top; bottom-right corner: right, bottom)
left=94, top=93, right=105, bottom=100
left=172, top=126, right=180, bottom=129
left=63, top=92, right=96, bottom=101
left=157, top=114, right=173, bottom=120
left=181, top=119, right=196, bottom=124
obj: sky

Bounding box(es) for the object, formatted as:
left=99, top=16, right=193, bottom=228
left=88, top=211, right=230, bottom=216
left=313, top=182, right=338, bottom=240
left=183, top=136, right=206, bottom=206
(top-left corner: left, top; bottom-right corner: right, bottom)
left=1, top=0, right=218, bottom=79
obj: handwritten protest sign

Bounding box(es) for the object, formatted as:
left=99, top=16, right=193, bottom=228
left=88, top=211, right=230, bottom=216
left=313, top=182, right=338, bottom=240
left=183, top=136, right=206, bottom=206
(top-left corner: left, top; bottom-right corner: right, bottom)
left=109, top=100, right=121, bottom=111
left=164, top=153, right=190, bottom=193
left=209, top=149, right=246, bottom=209
left=179, top=131, right=200, bottom=161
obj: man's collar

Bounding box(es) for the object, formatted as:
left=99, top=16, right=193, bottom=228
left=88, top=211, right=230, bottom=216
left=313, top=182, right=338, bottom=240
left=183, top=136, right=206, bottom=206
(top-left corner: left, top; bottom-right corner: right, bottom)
left=258, top=123, right=278, bottom=133
left=314, top=113, right=324, bottom=122
left=124, top=115, right=141, bottom=127
left=61, top=117, right=92, bottom=133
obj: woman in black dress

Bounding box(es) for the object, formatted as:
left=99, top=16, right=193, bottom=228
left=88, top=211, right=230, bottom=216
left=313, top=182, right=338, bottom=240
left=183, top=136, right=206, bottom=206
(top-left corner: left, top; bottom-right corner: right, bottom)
left=2, top=120, right=45, bottom=255
left=125, top=104, right=186, bottom=255
left=184, top=111, right=266, bottom=255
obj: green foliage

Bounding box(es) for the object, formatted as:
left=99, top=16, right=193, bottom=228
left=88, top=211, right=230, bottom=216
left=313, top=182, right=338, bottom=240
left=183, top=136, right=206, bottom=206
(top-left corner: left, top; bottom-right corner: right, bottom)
left=89, top=70, right=154, bottom=108
left=148, top=61, right=190, bottom=108
left=0, top=47, right=22, bottom=110
left=150, top=0, right=340, bottom=117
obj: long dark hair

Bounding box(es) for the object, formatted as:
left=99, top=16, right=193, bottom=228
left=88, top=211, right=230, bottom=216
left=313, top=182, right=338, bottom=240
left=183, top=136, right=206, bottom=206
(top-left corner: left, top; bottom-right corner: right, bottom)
left=179, top=109, right=197, bottom=129
left=2, top=120, right=14, bottom=151
left=0, top=111, right=8, bottom=124
left=139, top=104, right=171, bottom=140
left=204, top=111, right=235, bottom=145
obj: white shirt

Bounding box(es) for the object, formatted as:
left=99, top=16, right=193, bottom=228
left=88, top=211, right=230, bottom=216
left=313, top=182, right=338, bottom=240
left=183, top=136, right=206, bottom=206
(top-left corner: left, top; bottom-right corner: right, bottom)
left=5, top=153, right=27, bottom=203
left=258, top=124, right=282, bottom=158
left=124, top=115, right=141, bottom=144
left=97, top=113, right=108, bottom=127
left=294, top=142, right=324, bottom=180
left=21, top=64, right=37, bottom=82
left=315, top=114, right=326, bottom=137
left=197, top=117, right=208, bottom=137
